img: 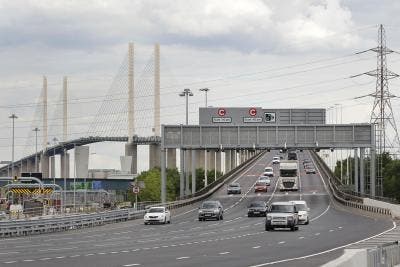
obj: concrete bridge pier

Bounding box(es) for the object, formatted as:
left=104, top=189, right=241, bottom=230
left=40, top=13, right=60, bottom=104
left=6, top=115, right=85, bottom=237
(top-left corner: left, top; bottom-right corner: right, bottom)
left=40, top=154, right=49, bottom=178
left=125, top=143, right=138, bottom=174
left=216, top=151, right=221, bottom=174
left=50, top=156, right=56, bottom=178
left=225, top=150, right=231, bottom=173
left=60, top=152, right=70, bottom=178
left=27, top=158, right=35, bottom=173
left=75, top=146, right=89, bottom=178
left=185, top=149, right=192, bottom=195
left=230, top=150, right=236, bottom=170
left=149, top=144, right=161, bottom=169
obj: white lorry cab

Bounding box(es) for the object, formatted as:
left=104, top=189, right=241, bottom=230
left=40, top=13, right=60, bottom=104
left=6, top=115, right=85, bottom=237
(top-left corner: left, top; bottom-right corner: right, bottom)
left=278, top=160, right=299, bottom=191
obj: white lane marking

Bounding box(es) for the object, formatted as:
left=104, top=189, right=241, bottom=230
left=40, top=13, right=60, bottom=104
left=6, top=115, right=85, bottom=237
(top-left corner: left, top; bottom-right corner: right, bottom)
left=40, top=258, right=52, bottom=261
left=110, top=251, right=119, bottom=254
left=97, top=252, right=107, bottom=255
left=85, top=253, right=95, bottom=256
left=310, top=203, right=331, bottom=222
left=329, top=229, right=334, bottom=232
left=23, top=259, right=35, bottom=262
left=176, top=256, right=190, bottom=260
left=39, top=247, right=78, bottom=252
left=278, top=241, right=286, bottom=244
left=219, top=251, right=231, bottom=255
left=0, top=252, right=19, bottom=255
left=248, top=221, right=397, bottom=267
left=338, top=226, right=343, bottom=229
left=253, top=246, right=261, bottom=249
left=55, top=256, right=66, bottom=259
left=70, top=255, right=80, bottom=257
left=123, top=264, right=141, bottom=266
left=298, top=236, right=305, bottom=239
left=315, top=233, right=320, bottom=236
left=4, top=261, right=17, bottom=264
left=131, top=249, right=140, bottom=252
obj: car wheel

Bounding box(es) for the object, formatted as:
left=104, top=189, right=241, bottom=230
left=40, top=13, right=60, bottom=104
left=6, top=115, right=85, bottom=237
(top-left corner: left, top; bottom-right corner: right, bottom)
left=291, top=226, right=296, bottom=231
left=164, top=218, right=167, bottom=224
left=265, top=226, right=270, bottom=231
left=248, top=214, right=252, bottom=217
left=168, top=219, right=171, bottom=224
left=295, top=226, right=299, bottom=231
left=144, top=222, right=148, bottom=225
left=305, top=220, right=309, bottom=225
left=220, top=215, right=223, bottom=220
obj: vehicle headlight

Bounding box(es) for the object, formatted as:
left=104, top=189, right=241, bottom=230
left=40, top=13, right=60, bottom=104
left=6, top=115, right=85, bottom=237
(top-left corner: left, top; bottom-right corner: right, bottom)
left=160, top=214, right=165, bottom=218
left=214, top=209, right=219, bottom=214
left=266, top=215, right=272, bottom=220
left=287, top=216, right=293, bottom=221
left=198, top=210, right=203, bottom=214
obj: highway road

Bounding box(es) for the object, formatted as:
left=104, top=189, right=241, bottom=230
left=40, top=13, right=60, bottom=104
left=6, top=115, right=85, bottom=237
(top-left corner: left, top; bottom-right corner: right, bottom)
left=0, top=151, right=394, bottom=267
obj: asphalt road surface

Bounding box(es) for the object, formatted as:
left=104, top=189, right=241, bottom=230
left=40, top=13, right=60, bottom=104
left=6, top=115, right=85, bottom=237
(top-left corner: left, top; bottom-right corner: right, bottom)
left=0, top=151, right=393, bottom=267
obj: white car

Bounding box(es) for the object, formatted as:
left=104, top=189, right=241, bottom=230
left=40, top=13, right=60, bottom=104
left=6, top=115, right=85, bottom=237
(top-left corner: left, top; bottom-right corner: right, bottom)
left=144, top=207, right=171, bottom=225
left=272, top=156, right=280, bottom=164
left=264, top=167, right=274, bottom=177
left=290, top=200, right=310, bottom=225
left=258, top=176, right=271, bottom=186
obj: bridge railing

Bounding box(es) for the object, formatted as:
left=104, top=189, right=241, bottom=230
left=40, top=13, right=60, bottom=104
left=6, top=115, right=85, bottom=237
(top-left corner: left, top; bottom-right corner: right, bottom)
left=311, top=151, right=392, bottom=217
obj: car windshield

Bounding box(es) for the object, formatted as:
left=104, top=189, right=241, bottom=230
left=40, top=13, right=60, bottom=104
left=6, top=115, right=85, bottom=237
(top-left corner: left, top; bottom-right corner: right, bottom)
left=256, top=182, right=266, bottom=186
left=265, top=168, right=273, bottom=171
left=250, top=202, right=264, bottom=207
left=229, top=184, right=239, bottom=187
left=270, top=204, right=295, bottom=213
left=148, top=208, right=164, bottom=213
left=295, top=204, right=307, bottom=211
left=273, top=157, right=279, bottom=160
left=202, top=202, right=218, bottom=209
left=280, top=169, right=297, bottom=177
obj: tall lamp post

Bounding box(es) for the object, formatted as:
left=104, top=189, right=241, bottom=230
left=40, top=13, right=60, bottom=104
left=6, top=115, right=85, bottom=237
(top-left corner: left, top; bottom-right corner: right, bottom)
left=199, top=88, right=210, bottom=187
left=179, top=88, right=194, bottom=125
left=179, top=89, right=194, bottom=195
left=335, top=103, right=343, bottom=183
left=9, top=114, right=18, bottom=176
left=33, top=128, right=40, bottom=172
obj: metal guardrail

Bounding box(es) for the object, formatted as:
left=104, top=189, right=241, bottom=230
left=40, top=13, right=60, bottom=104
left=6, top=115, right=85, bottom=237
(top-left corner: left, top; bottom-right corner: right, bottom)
left=0, top=208, right=145, bottom=238
left=367, top=241, right=400, bottom=267
left=0, top=152, right=264, bottom=238
left=311, top=151, right=392, bottom=216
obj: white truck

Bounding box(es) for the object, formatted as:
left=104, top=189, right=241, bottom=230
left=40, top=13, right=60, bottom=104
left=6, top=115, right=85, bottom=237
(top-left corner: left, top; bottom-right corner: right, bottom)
left=278, top=160, right=299, bottom=191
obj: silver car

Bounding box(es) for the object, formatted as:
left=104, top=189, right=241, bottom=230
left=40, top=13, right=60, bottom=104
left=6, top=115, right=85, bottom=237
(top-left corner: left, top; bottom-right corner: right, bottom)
left=198, top=201, right=224, bottom=221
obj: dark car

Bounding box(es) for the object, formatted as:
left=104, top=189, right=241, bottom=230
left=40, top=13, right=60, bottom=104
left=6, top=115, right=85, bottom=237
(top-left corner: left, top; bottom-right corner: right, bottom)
left=305, top=167, right=316, bottom=174
left=227, top=183, right=241, bottom=194
left=198, top=201, right=224, bottom=221
left=248, top=201, right=267, bottom=217
left=254, top=181, right=268, bottom=193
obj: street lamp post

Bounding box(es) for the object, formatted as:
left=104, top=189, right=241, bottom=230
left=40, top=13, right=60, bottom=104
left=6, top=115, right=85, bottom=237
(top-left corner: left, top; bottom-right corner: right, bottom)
left=199, top=88, right=210, bottom=187
left=179, top=89, right=194, bottom=196
left=179, top=88, right=194, bottom=125
left=33, top=128, right=40, bottom=172
left=9, top=114, right=18, bottom=176
left=335, top=104, right=343, bottom=183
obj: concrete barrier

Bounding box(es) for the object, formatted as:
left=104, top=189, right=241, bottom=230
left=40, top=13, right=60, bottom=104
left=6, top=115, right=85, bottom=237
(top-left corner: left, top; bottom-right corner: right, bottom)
left=364, top=198, right=400, bottom=219
left=322, top=249, right=367, bottom=267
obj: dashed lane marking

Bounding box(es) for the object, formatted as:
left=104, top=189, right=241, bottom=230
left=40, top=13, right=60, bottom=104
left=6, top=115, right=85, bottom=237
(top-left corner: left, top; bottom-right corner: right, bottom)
left=176, top=256, right=190, bottom=260
left=253, top=246, right=261, bottom=249
left=123, top=264, right=141, bottom=266
left=219, top=251, right=231, bottom=255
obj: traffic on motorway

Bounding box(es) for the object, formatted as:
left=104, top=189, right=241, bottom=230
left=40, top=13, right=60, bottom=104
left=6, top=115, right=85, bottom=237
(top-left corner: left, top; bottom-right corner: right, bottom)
left=0, top=150, right=393, bottom=267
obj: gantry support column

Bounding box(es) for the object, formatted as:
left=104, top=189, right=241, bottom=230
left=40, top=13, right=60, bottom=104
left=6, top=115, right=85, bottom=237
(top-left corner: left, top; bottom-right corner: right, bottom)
left=161, top=148, right=166, bottom=203
left=354, top=148, right=359, bottom=193
left=185, top=150, right=192, bottom=195
left=191, top=150, right=196, bottom=194
left=370, top=147, right=376, bottom=197
left=167, top=148, right=176, bottom=169
left=180, top=149, right=185, bottom=198
left=196, top=150, right=205, bottom=169
left=360, top=148, right=365, bottom=194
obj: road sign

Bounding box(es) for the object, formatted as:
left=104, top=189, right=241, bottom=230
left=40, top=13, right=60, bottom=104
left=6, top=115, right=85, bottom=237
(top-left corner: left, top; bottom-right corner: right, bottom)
left=217, top=108, right=226, bottom=116
left=249, top=108, right=257, bottom=116
left=265, top=112, right=276, bottom=122
left=133, top=186, right=140, bottom=194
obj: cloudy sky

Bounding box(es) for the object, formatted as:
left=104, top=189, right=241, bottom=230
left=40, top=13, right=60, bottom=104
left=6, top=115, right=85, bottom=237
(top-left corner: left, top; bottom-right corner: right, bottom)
left=1, top=0, right=400, bottom=174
